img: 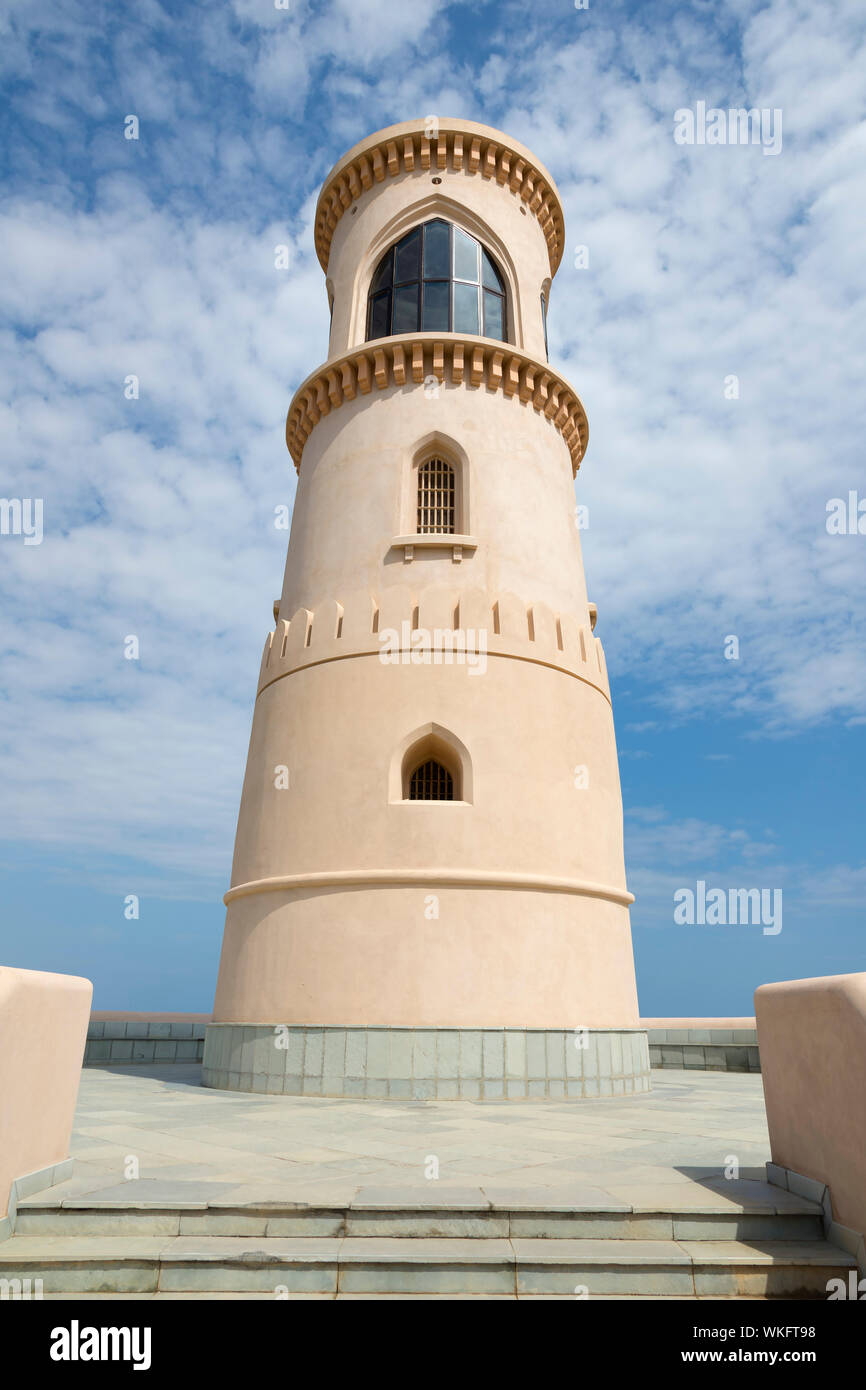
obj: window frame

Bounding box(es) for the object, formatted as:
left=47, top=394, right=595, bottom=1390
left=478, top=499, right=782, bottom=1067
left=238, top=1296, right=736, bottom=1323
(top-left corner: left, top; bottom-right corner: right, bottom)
left=367, top=218, right=507, bottom=343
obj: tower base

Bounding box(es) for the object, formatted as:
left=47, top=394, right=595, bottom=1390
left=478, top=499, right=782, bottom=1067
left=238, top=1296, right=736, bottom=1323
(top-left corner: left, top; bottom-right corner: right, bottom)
left=202, top=1024, right=651, bottom=1099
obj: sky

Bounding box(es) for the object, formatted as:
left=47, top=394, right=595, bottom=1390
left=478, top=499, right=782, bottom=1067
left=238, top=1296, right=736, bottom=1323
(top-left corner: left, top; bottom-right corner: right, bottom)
left=0, top=0, right=864, bottom=1015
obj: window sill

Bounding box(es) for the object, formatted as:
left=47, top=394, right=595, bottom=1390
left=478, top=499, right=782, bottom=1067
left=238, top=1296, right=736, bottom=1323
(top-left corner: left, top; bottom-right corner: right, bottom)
left=391, top=534, right=478, bottom=564
left=392, top=799, right=472, bottom=807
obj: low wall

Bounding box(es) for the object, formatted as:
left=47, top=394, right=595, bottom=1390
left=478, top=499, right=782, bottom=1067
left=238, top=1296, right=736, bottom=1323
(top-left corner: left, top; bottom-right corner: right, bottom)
left=644, top=1019, right=759, bottom=1072
left=82, top=1014, right=760, bottom=1072
left=85, top=1014, right=209, bottom=1065
left=756, top=973, right=866, bottom=1250
left=0, top=966, right=92, bottom=1224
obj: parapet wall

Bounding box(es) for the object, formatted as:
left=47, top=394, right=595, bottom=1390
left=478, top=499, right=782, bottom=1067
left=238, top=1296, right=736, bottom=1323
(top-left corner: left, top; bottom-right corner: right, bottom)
left=757, top=973, right=866, bottom=1250
left=0, top=966, right=91, bottom=1227
left=258, top=586, right=608, bottom=699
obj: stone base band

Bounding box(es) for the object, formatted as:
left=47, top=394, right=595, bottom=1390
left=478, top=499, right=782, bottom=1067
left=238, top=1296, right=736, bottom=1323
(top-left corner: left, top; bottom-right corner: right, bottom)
left=202, top=1025, right=651, bottom=1100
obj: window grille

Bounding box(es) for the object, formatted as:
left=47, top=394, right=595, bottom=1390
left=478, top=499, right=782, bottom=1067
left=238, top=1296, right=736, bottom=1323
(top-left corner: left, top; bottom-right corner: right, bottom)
left=417, top=457, right=456, bottom=534
left=409, top=759, right=454, bottom=801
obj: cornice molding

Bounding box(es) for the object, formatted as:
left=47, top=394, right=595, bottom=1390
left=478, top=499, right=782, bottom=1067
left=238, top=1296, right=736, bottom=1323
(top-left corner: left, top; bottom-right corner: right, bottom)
left=285, top=333, right=588, bottom=476
left=314, top=119, right=566, bottom=276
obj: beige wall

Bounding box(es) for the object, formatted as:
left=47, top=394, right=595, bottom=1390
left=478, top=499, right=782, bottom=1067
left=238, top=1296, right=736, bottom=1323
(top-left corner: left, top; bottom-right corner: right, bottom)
left=215, top=646, right=637, bottom=1027
left=0, top=965, right=91, bottom=1218
left=756, top=973, right=866, bottom=1240
left=280, top=376, right=591, bottom=624
left=214, top=887, right=638, bottom=1029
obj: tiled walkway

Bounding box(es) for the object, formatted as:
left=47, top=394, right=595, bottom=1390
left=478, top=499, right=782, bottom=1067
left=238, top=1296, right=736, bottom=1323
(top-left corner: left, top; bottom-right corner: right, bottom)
left=49, top=1064, right=775, bottom=1210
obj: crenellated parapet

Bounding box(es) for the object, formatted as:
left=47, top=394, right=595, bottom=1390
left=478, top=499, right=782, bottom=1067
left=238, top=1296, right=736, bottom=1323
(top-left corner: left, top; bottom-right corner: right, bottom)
left=286, top=333, right=588, bottom=476
left=257, top=586, right=609, bottom=701
left=315, top=119, right=566, bottom=277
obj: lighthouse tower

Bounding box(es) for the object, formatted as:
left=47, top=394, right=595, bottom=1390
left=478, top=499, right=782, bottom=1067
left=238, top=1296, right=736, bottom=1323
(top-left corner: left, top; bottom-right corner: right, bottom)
left=203, top=119, right=650, bottom=1099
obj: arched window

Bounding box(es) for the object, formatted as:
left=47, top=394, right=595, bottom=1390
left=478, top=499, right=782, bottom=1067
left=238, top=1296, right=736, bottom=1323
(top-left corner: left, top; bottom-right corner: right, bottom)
left=367, top=218, right=507, bottom=342
left=417, top=457, right=455, bottom=534
left=391, top=723, right=471, bottom=804
left=409, top=759, right=454, bottom=801
left=541, top=290, right=549, bottom=360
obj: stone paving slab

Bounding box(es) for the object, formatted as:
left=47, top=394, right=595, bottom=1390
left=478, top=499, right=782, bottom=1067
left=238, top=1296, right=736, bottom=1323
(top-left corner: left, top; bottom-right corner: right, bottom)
left=0, top=1235, right=169, bottom=1260
left=678, top=1239, right=853, bottom=1265
left=481, top=1185, right=631, bottom=1211
left=58, top=1181, right=239, bottom=1209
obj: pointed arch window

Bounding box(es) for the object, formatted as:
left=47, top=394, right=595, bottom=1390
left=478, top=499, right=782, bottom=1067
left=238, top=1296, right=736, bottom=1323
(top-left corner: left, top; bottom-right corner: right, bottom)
left=417, top=456, right=456, bottom=535
left=391, top=723, right=471, bottom=804
left=367, top=218, right=507, bottom=342
left=409, top=759, right=454, bottom=801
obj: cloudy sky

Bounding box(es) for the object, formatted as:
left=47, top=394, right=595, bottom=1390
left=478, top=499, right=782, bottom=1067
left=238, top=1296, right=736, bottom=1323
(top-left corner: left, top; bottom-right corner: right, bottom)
left=1, top=0, right=864, bottom=1014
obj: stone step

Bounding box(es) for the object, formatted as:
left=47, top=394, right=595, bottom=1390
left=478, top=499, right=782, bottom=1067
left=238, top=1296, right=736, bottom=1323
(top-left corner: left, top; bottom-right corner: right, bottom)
left=14, top=1190, right=826, bottom=1242
left=0, top=1235, right=855, bottom=1298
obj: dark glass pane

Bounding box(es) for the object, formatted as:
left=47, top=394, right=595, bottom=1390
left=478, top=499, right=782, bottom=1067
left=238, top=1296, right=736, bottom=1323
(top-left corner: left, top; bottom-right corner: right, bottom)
left=422, top=280, right=450, bottom=332
left=370, top=250, right=393, bottom=293
left=541, top=292, right=549, bottom=357
left=481, top=248, right=504, bottom=292
left=453, top=227, right=479, bottom=282
left=453, top=281, right=480, bottom=334
left=423, top=220, right=450, bottom=280
left=394, top=227, right=421, bottom=284
left=483, top=289, right=504, bottom=340
left=368, top=290, right=391, bottom=339
left=393, top=283, right=420, bottom=333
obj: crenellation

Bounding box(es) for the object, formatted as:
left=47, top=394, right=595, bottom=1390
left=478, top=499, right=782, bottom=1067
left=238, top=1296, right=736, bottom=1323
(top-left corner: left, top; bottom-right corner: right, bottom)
left=256, top=585, right=609, bottom=698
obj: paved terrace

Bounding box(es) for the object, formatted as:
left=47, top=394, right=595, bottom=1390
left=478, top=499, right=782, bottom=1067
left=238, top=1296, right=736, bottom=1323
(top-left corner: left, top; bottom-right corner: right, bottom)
left=45, top=1064, right=777, bottom=1210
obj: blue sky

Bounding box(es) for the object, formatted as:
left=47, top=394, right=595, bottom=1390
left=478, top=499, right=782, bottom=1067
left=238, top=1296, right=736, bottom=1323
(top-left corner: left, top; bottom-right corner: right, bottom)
left=1, top=0, right=864, bottom=1015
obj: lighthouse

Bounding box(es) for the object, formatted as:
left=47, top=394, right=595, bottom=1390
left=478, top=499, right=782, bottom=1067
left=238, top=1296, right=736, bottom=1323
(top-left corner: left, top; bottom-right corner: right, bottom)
left=203, top=119, right=650, bottom=1099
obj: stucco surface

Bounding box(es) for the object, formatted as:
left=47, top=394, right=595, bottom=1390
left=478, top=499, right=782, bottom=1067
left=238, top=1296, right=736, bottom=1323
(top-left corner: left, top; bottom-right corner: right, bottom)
left=0, top=965, right=92, bottom=1217
left=756, top=972, right=866, bottom=1240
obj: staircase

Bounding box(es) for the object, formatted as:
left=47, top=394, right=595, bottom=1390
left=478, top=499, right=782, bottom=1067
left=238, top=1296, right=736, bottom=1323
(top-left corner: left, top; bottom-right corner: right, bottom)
left=0, top=1184, right=855, bottom=1298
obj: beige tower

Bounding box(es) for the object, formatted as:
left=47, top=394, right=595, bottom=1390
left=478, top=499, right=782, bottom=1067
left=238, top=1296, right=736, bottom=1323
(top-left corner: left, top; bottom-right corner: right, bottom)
left=204, top=119, right=649, bottom=1099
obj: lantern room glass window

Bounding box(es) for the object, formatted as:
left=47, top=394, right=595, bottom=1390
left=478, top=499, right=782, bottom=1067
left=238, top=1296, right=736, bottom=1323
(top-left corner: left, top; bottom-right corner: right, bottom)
left=367, top=219, right=507, bottom=342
